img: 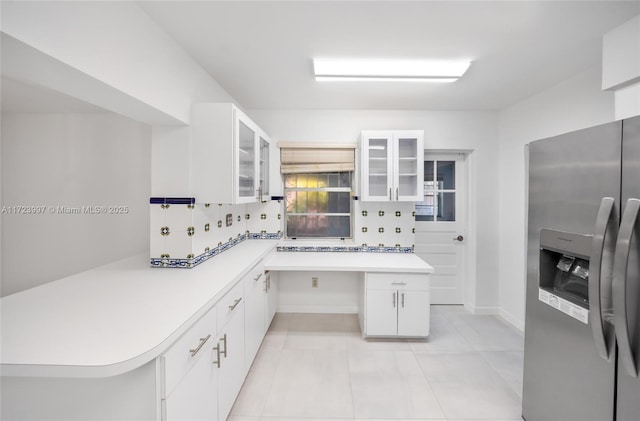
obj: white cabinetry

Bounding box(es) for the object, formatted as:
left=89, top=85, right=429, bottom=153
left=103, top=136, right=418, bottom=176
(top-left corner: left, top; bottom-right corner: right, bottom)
left=258, top=131, right=271, bottom=200
left=161, top=305, right=218, bottom=421
left=245, top=265, right=279, bottom=371
left=360, top=130, right=424, bottom=202
left=244, top=263, right=266, bottom=370
left=216, top=280, right=246, bottom=420
left=191, top=103, right=271, bottom=204
left=264, top=271, right=278, bottom=329
left=360, top=273, right=430, bottom=338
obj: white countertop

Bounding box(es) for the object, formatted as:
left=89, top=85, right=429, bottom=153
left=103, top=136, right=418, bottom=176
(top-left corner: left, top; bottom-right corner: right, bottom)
left=0, top=240, right=278, bottom=378
left=264, top=252, right=434, bottom=273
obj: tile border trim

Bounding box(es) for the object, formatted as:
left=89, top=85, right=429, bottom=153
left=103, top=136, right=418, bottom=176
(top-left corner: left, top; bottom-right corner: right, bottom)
left=276, top=245, right=414, bottom=253
left=150, top=231, right=284, bottom=268
left=149, top=197, right=196, bottom=205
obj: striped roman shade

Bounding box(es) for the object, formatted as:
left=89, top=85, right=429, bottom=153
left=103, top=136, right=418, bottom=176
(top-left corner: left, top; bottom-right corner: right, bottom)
left=279, top=142, right=356, bottom=174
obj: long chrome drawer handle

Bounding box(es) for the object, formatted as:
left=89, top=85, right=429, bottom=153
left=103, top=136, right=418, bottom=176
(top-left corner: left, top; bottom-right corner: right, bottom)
left=189, top=334, right=211, bottom=357
left=212, top=343, right=221, bottom=368
left=391, top=282, right=407, bottom=286
left=254, top=272, right=263, bottom=281
left=229, top=297, right=242, bottom=310
left=220, top=333, right=228, bottom=358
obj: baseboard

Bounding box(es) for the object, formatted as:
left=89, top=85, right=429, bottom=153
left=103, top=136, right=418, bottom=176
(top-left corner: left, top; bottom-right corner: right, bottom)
left=465, top=304, right=500, bottom=315
left=499, top=308, right=525, bottom=332
left=277, top=305, right=358, bottom=314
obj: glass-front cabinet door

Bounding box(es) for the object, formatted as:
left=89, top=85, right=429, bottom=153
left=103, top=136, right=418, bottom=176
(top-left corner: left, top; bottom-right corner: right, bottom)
left=259, top=134, right=270, bottom=200
left=394, top=131, right=423, bottom=201
left=236, top=115, right=256, bottom=203
left=361, top=130, right=423, bottom=202
left=361, top=131, right=393, bottom=201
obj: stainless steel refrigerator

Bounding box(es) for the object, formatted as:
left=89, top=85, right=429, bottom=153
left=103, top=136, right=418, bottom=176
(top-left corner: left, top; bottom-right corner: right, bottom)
left=523, top=115, right=640, bottom=421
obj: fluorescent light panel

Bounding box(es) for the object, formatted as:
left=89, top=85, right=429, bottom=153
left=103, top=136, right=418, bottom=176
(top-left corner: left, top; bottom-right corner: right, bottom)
left=313, top=59, right=470, bottom=82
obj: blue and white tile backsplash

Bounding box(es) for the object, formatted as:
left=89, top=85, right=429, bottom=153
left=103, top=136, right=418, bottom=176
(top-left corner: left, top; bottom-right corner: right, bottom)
left=150, top=197, right=416, bottom=267
left=150, top=198, right=283, bottom=268
left=353, top=201, right=415, bottom=249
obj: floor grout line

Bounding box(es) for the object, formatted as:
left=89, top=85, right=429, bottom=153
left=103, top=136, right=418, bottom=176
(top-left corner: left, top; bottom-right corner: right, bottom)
left=232, top=309, right=523, bottom=421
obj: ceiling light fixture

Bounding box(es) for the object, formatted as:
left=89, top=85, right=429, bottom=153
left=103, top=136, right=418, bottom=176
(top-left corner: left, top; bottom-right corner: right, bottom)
left=313, top=59, right=471, bottom=82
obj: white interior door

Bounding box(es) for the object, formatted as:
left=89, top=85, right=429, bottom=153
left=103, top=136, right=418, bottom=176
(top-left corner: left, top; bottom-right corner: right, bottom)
left=415, top=153, right=467, bottom=304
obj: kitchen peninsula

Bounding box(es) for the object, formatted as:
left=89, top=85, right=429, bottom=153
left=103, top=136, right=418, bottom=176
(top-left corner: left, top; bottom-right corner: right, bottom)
left=1, top=241, right=432, bottom=420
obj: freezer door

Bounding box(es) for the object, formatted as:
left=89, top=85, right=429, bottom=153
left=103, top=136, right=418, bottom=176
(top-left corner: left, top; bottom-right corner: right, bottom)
left=617, top=115, right=640, bottom=421
left=523, top=121, right=621, bottom=421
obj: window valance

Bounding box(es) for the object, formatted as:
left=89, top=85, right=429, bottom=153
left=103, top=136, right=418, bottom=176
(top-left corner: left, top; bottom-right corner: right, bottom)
left=279, top=142, right=356, bottom=174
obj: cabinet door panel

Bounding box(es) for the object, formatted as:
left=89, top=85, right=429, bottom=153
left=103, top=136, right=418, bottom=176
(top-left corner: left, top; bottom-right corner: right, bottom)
left=394, top=131, right=424, bottom=201
left=259, top=134, right=270, bottom=199
left=244, top=269, right=266, bottom=371
left=163, top=307, right=217, bottom=396
left=397, top=290, right=430, bottom=337
left=365, top=289, right=398, bottom=336
left=265, top=271, right=278, bottom=329
left=362, top=131, right=393, bottom=201
left=165, top=349, right=218, bottom=421
left=236, top=115, right=257, bottom=202
left=218, top=307, right=245, bottom=421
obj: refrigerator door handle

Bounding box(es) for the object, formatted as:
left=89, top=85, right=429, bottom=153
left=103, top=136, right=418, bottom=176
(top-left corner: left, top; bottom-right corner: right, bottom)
left=590, top=197, right=616, bottom=360
left=613, top=198, right=640, bottom=378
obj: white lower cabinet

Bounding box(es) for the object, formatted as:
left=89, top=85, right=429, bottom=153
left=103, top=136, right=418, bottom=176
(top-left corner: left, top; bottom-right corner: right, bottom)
left=397, top=289, right=430, bottom=337
left=216, top=280, right=246, bottom=421
left=164, top=351, right=218, bottom=421
left=264, top=270, right=278, bottom=329
left=360, top=272, right=430, bottom=338
left=161, top=303, right=218, bottom=421
left=1, top=258, right=276, bottom=421
left=244, top=264, right=266, bottom=371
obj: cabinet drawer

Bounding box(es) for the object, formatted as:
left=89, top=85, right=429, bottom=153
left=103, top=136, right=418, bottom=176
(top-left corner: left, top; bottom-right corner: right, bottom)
left=163, top=305, right=217, bottom=396
left=366, top=273, right=429, bottom=291
left=217, top=280, right=245, bottom=330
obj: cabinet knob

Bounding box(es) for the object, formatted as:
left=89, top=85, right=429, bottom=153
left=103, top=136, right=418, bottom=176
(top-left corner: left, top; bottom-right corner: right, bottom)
left=453, top=235, right=464, bottom=242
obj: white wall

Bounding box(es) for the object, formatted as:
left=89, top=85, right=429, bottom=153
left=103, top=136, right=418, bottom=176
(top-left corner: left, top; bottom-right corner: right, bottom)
left=0, top=1, right=235, bottom=124
left=1, top=112, right=151, bottom=297
left=278, top=271, right=359, bottom=314
left=249, top=109, right=500, bottom=312
left=497, top=65, right=615, bottom=330
left=602, top=14, right=640, bottom=120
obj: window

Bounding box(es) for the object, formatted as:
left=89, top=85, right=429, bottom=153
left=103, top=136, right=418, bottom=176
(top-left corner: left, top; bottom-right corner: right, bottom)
left=284, top=172, right=352, bottom=238
left=416, top=159, right=456, bottom=221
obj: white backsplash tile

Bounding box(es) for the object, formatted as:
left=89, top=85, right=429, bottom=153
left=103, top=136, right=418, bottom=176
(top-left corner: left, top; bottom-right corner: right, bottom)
left=149, top=204, right=166, bottom=258
left=354, top=201, right=415, bottom=248
left=163, top=203, right=194, bottom=260
left=247, top=200, right=283, bottom=235
left=151, top=197, right=415, bottom=266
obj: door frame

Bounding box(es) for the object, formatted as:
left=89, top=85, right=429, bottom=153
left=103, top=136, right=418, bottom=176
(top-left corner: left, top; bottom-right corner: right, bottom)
left=416, top=149, right=477, bottom=312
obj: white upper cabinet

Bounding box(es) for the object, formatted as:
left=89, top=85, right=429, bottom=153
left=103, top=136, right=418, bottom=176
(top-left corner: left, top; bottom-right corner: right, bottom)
left=258, top=131, right=270, bottom=200
left=360, top=130, right=423, bottom=202
left=191, top=103, right=271, bottom=204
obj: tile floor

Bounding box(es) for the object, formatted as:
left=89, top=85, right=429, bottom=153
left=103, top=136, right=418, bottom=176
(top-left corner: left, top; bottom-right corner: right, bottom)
left=229, top=305, right=524, bottom=421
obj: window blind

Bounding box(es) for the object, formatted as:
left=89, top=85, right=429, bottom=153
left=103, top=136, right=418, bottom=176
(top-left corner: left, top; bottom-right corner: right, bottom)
left=280, top=143, right=355, bottom=174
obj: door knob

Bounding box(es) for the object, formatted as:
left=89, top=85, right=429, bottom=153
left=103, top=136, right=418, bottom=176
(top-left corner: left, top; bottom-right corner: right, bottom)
left=453, top=235, right=464, bottom=242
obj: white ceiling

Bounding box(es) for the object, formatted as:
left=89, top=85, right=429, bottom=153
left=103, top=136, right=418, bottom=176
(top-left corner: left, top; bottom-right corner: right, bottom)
left=140, top=0, right=640, bottom=111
